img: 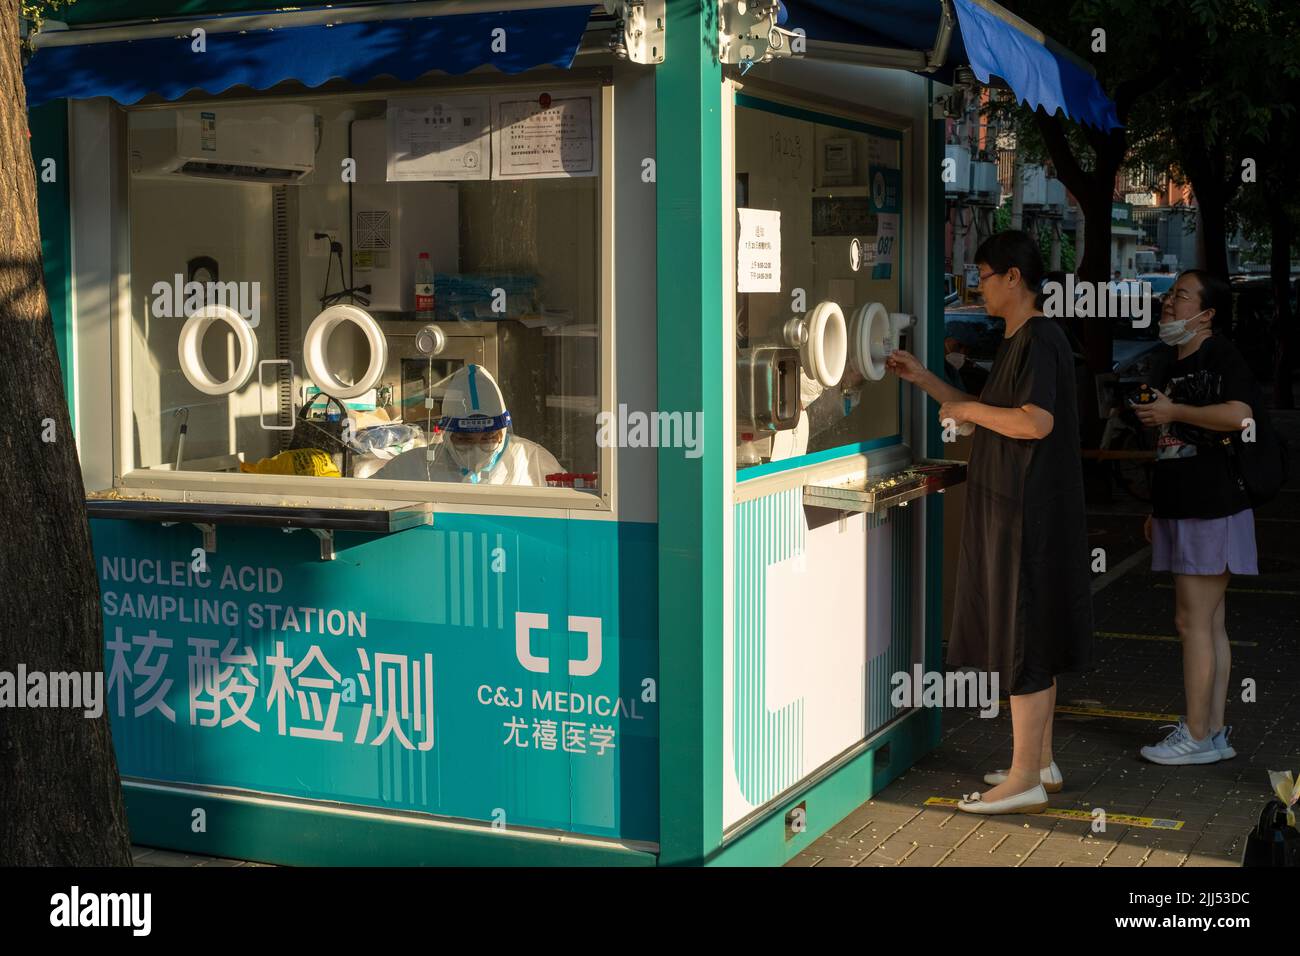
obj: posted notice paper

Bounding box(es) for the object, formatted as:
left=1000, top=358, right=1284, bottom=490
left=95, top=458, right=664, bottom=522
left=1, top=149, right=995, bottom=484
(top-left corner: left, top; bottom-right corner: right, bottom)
left=737, top=207, right=781, bottom=293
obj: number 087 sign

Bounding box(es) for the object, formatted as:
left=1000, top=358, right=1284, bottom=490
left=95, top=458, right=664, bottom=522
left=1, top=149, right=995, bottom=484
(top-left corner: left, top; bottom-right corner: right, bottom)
left=862, top=166, right=901, bottom=280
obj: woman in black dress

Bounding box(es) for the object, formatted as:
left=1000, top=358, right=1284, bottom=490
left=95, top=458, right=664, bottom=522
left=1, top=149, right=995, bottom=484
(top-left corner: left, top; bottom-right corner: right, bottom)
left=886, top=231, right=1092, bottom=815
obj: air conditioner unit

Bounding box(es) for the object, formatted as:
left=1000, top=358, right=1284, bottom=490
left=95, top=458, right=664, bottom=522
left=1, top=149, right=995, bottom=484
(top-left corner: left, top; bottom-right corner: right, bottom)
left=129, top=105, right=316, bottom=184
left=944, top=144, right=971, bottom=196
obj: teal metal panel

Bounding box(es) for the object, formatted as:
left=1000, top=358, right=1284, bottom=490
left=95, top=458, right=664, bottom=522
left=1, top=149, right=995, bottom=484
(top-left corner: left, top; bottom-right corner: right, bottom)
left=124, top=783, right=657, bottom=867
left=737, top=435, right=903, bottom=483
left=655, top=0, right=725, bottom=865
left=923, top=81, right=946, bottom=744
left=92, top=516, right=659, bottom=843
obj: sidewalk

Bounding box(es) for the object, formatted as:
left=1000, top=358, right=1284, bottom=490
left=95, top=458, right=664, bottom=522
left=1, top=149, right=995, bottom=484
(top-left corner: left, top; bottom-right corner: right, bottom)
left=791, top=409, right=1300, bottom=867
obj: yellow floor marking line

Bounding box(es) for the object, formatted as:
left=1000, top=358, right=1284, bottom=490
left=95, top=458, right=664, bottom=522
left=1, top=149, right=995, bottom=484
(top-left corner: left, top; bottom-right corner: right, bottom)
left=997, top=700, right=1180, bottom=722
left=1094, top=630, right=1257, bottom=647
left=1054, top=704, right=1181, bottom=721
left=924, top=797, right=1184, bottom=830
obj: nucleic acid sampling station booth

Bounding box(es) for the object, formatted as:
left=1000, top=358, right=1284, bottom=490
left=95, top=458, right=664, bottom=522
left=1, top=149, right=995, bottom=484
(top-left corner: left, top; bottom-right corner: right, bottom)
left=27, top=0, right=1117, bottom=865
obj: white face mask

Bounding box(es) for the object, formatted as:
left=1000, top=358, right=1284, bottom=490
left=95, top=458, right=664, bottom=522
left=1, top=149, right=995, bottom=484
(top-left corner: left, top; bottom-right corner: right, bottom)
left=1158, top=308, right=1210, bottom=346
left=450, top=433, right=507, bottom=481
left=945, top=351, right=967, bottom=370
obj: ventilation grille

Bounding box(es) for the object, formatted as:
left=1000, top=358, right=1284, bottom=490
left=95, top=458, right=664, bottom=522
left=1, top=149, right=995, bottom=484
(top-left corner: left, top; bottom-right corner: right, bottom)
left=179, top=160, right=301, bottom=183
left=354, top=210, right=392, bottom=251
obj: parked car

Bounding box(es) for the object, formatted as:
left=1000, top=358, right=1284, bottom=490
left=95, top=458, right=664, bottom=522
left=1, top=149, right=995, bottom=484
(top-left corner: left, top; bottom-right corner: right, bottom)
left=1137, top=272, right=1177, bottom=296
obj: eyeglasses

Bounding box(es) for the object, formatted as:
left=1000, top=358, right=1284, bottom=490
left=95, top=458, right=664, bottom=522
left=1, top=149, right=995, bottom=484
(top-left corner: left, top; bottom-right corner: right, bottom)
left=978, top=269, right=1003, bottom=283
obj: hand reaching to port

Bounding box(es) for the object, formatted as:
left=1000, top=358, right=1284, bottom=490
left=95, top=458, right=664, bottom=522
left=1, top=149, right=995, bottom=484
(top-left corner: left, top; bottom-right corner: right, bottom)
left=886, top=348, right=925, bottom=384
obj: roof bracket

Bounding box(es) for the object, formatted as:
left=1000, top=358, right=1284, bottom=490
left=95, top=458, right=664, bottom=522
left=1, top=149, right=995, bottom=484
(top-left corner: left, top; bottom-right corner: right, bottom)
left=926, top=0, right=956, bottom=72
left=718, top=0, right=799, bottom=70
left=604, top=0, right=665, bottom=64
left=309, top=528, right=336, bottom=562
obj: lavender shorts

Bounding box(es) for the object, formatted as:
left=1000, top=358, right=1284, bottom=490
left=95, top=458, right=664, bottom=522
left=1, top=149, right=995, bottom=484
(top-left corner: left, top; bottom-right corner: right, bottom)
left=1151, top=509, right=1259, bottom=576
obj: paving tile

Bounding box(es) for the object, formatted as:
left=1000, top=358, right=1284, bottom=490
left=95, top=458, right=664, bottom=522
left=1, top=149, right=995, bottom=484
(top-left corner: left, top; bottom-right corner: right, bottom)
left=896, top=844, right=953, bottom=866
left=1140, top=849, right=1189, bottom=866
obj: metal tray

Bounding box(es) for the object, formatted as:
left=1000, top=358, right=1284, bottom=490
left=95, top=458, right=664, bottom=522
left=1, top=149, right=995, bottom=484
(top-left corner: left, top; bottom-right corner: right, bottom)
left=802, top=459, right=967, bottom=514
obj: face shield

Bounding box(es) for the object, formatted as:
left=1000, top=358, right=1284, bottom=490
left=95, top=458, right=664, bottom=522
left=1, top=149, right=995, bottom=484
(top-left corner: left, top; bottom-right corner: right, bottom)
left=436, top=364, right=513, bottom=483
left=444, top=421, right=511, bottom=482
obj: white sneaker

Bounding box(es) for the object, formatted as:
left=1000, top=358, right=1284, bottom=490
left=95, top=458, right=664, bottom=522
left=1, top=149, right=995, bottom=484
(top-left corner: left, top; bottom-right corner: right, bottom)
left=957, top=783, right=1049, bottom=815
left=983, top=761, right=1064, bottom=793
left=1140, top=719, right=1221, bottom=765
left=1211, top=725, right=1236, bottom=759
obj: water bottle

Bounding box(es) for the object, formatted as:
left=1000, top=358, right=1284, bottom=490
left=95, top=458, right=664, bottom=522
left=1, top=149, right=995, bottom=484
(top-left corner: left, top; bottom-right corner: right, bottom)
left=415, top=252, right=435, bottom=320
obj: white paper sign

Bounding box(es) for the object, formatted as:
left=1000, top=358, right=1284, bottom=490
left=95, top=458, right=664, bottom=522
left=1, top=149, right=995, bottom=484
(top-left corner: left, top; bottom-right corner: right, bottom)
left=387, top=96, right=490, bottom=181
left=491, top=90, right=599, bottom=179
left=737, top=208, right=781, bottom=293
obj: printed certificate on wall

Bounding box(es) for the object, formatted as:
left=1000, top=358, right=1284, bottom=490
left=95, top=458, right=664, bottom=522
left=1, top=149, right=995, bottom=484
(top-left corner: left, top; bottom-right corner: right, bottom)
left=387, top=95, right=491, bottom=181
left=491, top=89, right=599, bottom=179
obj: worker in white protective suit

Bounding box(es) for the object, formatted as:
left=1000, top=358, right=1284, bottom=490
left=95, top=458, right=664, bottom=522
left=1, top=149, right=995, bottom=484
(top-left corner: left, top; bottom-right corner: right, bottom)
left=376, top=364, right=561, bottom=485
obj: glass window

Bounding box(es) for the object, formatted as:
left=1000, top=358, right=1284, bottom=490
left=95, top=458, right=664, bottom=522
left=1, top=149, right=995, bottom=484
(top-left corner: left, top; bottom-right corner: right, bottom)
left=125, top=89, right=602, bottom=494
left=734, top=100, right=904, bottom=471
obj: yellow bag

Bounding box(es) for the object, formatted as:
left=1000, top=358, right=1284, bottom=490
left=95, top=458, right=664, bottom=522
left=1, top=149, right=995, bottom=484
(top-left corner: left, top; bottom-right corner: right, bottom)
left=240, top=448, right=341, bottom=477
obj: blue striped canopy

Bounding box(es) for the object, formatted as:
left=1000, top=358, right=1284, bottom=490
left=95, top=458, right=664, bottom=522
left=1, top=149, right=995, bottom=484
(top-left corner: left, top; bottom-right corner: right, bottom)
left=24, top=6, right=593, bottom=108
left=783, top=0, right=1121, bottom=131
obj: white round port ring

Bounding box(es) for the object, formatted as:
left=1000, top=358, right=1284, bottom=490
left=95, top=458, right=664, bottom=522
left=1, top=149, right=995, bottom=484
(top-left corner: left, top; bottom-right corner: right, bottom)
left=806, top=300, right=847, bottom=387
left=302, top=304, right=388, bottom=401
left=177, top=304, right=258, bottom=396
left=851, top=301, right=890, bottom=382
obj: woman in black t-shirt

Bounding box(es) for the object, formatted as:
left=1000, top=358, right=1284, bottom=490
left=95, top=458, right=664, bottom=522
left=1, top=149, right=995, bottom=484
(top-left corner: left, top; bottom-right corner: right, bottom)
left=888, top=231, right=1092, bottom=816
left=1133, top=270, right=1259, bottom=766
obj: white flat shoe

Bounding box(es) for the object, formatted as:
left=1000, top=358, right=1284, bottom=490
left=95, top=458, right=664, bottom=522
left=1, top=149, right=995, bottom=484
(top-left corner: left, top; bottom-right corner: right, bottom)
left=957, top=783, right=1049, bottom=815
left=983, top=761, right=1064, bottom=793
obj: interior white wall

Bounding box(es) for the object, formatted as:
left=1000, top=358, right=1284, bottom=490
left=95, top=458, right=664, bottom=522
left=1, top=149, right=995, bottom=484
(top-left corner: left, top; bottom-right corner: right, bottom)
left=128, top=176, right=277, bottom=467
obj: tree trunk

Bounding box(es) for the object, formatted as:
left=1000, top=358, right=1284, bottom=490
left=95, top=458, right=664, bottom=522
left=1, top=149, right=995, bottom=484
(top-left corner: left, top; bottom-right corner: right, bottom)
left=1032, top=111, right=1124, bottom=454
left=1178, top=134, right=1232, bottom=281
left=0, top=1, right=133, bottom=865
left=1195, top=183, right=1231, bottom=280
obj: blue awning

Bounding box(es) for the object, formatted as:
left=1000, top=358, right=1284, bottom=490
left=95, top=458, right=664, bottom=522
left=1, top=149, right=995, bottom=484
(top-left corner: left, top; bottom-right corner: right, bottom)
left=23, top=6, right=593, bottom=108
left=783, top=0, right=1121, bottom=131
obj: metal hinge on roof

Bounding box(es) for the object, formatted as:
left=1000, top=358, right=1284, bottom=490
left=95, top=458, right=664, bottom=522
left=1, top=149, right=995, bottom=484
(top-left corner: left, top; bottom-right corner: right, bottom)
left=718, top=0, right=802, bottom=73
left=604, top=0, right=665, bottom=64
